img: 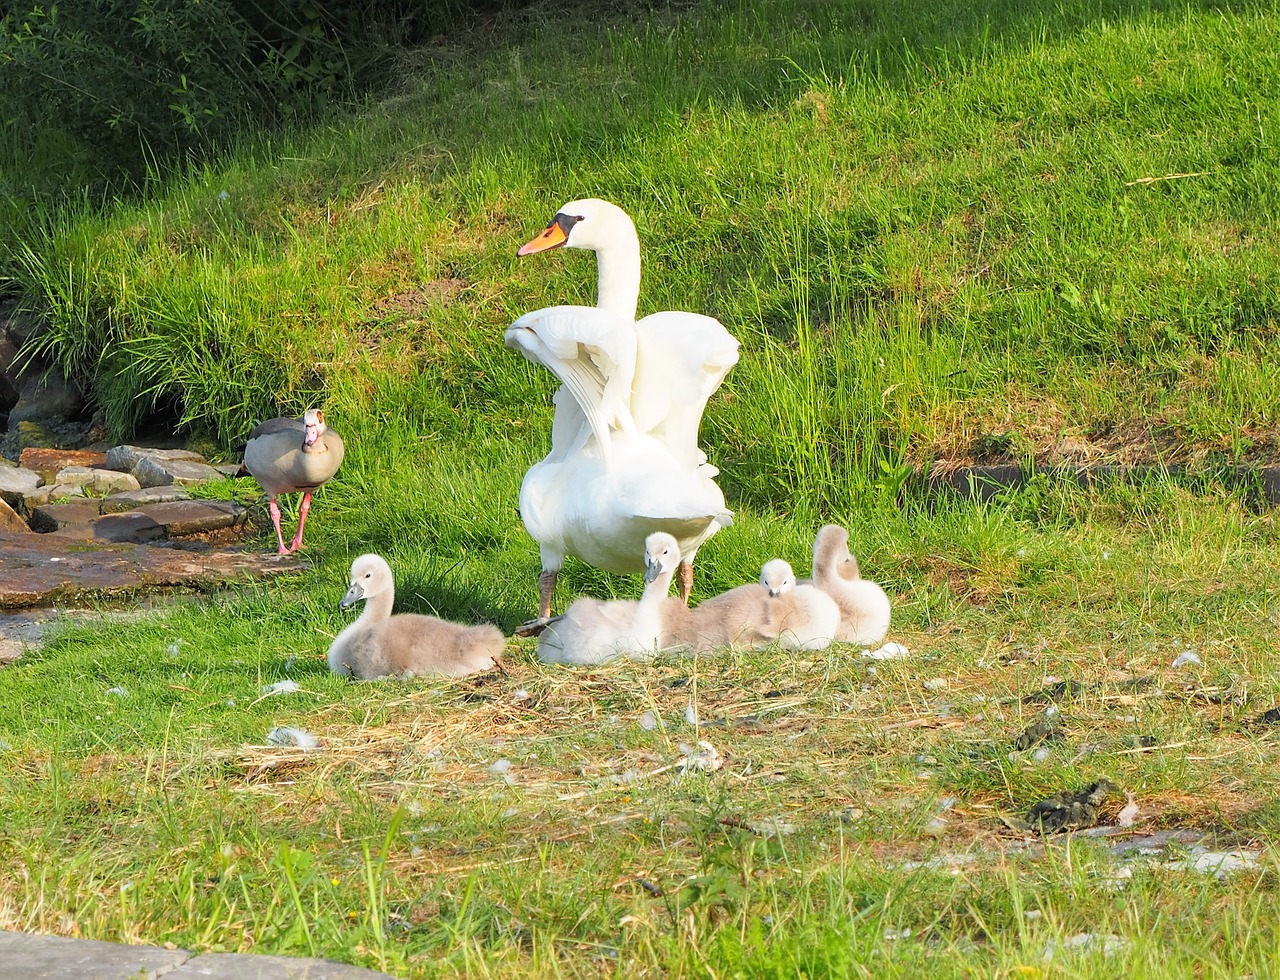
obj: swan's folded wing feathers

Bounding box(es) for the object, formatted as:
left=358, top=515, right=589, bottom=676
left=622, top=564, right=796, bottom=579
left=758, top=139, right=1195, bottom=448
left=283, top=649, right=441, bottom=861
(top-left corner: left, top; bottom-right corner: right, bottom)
left=507, top=306, right=639, bottom=464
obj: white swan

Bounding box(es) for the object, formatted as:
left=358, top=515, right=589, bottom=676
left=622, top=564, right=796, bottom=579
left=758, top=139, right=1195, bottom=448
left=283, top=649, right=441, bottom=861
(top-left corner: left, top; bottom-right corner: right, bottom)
left=506, top=199, right=740, bottom=628
left=328, top=554, right=505, bottom=680
left=537, top=531, right=685, bottom=665
left=811, top=525, right=892, bottom=646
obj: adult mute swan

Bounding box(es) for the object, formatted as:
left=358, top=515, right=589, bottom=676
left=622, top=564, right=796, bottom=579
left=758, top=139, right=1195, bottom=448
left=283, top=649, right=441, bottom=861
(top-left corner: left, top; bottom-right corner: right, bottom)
left=328, top=554, right=505, bottom=679
left=243, top=409, right=344, bottom=555
left=506, top=199, right=740, bottom=629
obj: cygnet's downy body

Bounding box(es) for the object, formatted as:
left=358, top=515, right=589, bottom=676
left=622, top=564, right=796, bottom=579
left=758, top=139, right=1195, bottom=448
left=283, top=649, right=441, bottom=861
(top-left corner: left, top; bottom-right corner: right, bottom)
left=687, top=558, right=840, bottom=652
left=537, top=531, right=685, bottom=665
left=811, top=524, right=891, bottom=646
left=328, top=554, right=504, bottom=680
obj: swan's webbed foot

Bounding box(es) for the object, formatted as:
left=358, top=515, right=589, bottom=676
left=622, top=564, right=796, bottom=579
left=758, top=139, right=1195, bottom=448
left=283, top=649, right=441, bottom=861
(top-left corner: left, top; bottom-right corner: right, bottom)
left=513, top=617, right=552, bottom=638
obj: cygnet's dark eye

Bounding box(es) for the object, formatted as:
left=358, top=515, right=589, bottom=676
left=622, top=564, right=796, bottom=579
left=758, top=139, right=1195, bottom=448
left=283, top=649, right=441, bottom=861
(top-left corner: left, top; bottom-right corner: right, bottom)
left=364, top=572, right=372, bottom=579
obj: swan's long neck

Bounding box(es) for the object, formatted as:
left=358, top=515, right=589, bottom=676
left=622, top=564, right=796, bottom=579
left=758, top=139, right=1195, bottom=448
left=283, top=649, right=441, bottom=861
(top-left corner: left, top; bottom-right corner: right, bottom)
left=593, top=238, right=642, bottom=320
left=361, top=586, right=394, bottom=625
left=640, top=568, right=675, bottom=608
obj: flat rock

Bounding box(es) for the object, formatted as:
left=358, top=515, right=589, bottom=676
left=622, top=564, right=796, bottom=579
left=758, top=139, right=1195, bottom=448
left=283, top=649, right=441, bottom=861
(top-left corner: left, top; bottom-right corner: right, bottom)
left=0, top=930, right=190, bottom=979
left=0, top=496, right=28, bottom=533
left=135, top=456, right=224, bottom=488
left=0, top=530, right=303, bottom=609
left=19, top=448, right=108, bottom=480
left=106, top=444, right=207, bottom=473
left=49, top=511, right=165, bottom=543
left=29, top=500, right=102, bottom=533
left=53, top=466, right=141, bottom=495
left=167, top=951, right=397, bottom=979
left=132, top=499, right=248, bottom=536
left=0, top=930, right=398, bottom=980
left=0, top=638, right=22, bottom=664
left=21, top=483, right=86, bottom=509
left=99, top=486, right=193, bottom=514
left=0, top=464, right=42, bottom=505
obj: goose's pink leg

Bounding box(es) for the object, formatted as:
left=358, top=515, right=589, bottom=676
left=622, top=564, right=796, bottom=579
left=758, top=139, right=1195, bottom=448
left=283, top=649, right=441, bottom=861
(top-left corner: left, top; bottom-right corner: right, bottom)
left=287, top=492, right=314, bottom=553
left=268, top=498, right=290, bottom=555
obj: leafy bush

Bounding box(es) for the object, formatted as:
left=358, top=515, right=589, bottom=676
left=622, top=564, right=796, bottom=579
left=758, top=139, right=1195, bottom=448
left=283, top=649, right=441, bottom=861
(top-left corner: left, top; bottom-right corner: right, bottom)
left=0, top=0, right=496, bottom=191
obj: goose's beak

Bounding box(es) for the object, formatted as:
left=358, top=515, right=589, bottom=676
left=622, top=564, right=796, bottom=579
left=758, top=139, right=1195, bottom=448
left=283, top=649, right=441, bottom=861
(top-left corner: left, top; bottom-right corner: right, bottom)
left=339, top=582, right=365, bottom=609
left=643, top=559, right=662, bottom=584
left=518, top=220, right=568, bottom=256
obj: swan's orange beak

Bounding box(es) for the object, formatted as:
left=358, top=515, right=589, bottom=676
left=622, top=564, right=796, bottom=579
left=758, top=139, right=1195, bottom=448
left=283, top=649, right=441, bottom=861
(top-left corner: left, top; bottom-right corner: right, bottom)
left=517, top=220, right=568, bottom=256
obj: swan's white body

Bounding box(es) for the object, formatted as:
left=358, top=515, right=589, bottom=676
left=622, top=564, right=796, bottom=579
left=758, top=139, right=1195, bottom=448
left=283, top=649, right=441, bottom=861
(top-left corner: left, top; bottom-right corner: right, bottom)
left=537, top=532, right=685, bottom=665
left=506, top=199, right=739, bottom=620
left=811, top=525, right=892, bottom=646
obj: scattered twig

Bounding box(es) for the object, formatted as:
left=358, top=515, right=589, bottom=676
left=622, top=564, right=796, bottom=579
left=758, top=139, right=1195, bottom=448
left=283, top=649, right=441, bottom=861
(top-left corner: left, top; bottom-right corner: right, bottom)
left=1124, top=171, right=1210, bottom=186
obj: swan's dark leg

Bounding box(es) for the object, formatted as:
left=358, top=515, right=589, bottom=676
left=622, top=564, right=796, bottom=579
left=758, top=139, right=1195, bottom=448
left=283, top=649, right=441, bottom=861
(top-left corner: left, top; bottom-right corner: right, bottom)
left=677, top=561, right=694, bottom=605
left=513, top=569, right=559, bottom=638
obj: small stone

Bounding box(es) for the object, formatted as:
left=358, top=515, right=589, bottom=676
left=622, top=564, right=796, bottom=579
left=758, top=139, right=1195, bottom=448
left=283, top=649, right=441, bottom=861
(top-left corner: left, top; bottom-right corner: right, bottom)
left=135, top=456, right=224, bottom=488
left=98, top=486, right=193, bottom=514
left=18, top=447, right=108, bottom=480
left=20, top=483, right=86, bottom=508
left=0, top=466, right=41, bottom=506
left=0, top=497, right=28, bottom=533
left=105, top=445, right=207, bottom=473
left=214, top=462, right=244, bottom=478
left=54, top=466, right=143, bottom=495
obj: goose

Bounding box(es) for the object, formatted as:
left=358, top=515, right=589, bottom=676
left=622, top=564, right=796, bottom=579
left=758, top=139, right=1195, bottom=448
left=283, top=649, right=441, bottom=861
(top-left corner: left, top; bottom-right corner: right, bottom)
left=243, top=409, right=344, bottom=555
left=688, top=559, right=840, bottom=652
left=506, top=199, right=740, bottom=631
left=537, top=531, right=685, bottom=665
left=811, top=524, right=892, bottom=646
left=328, top=554, right=504, bottom=680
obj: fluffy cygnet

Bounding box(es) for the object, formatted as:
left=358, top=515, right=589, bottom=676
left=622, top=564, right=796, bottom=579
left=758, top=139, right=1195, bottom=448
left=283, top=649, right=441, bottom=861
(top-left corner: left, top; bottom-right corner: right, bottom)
left=811, top=524, right=891, bottom=646
left=537, top=531, right=685, bottom=665
left=689, top=558, right=840, bottom=652
left=328, top=554, right=504, bottom=680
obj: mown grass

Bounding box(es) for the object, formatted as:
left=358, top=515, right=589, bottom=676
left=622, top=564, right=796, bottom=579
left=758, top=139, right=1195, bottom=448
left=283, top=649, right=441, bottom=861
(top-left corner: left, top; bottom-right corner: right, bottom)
left=3, top=0, right=1280, bottom=975
left=2, top=479, right=1279, bottom=976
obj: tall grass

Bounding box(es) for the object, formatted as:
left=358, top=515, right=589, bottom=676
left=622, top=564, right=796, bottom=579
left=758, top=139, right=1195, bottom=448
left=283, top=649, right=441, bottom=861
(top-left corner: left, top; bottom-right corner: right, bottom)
left=6, top=0, right=1280, bottom=512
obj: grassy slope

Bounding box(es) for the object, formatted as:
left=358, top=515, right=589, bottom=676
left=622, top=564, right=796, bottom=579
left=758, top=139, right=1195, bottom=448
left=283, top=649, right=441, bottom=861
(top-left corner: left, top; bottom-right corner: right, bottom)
left=2, top=0, right=1280, bottom=975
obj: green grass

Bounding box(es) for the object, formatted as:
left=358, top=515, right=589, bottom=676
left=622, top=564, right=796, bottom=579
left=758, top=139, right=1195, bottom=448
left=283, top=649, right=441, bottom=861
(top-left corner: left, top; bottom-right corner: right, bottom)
left=3, top=0, right=1280, bottom=975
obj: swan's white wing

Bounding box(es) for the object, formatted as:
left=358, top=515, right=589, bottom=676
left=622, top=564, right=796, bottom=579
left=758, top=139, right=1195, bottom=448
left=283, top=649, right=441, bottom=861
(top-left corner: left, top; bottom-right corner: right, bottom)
left=631, top=311, right=740, bottom=469
left=506, top=305, right=638, bottom=468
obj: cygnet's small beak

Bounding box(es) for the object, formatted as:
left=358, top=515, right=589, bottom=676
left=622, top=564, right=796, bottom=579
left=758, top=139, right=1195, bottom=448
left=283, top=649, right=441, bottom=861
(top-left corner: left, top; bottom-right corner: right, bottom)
left=642, top=558, right=662, bottom=584
left=339, top=582, right=365, bottom=609
left=517, top=219, right=568, bottom=256
left=768, top=587, right=782, bottom=598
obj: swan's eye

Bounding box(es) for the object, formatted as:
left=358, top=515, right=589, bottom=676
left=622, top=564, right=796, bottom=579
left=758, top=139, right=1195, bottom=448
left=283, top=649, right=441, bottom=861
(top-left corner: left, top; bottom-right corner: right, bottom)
left=364, top=572, right=372, bottom=579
